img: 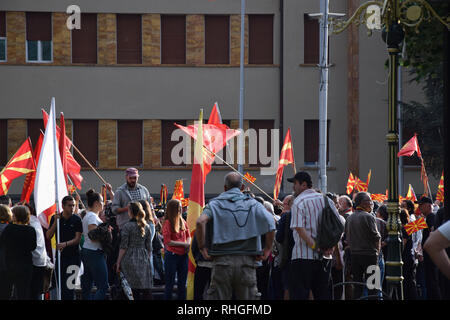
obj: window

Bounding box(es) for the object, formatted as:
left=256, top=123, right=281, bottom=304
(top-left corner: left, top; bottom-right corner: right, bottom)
left=73, top=120, right=98, bottom=167
left=117, top=14, right=142, bottom=64
left=161, top=120, right=187, bottom=167
left=0, top=119, right=7, bottom=166
left=401, top=127, right=421, bottom=166
left=248, top=120, right=274, bottom=167
left=161, top=15, right=186, bottom=64
left=304, top=14, right=319, bottom=64
left=304, top=120, right=330, bottom=165
left=26, top=12, right=52, bottom=62
left=0, top=12, right=6, bottom=62
left=205, top=15, right=229, bottom=64
left=27, top=119, right=44, bottom=149
left=72, top=13, right=97, bottom=64
left=248, top=15, right=273, bottom=64
left=117, top=120, right=143, bottom=167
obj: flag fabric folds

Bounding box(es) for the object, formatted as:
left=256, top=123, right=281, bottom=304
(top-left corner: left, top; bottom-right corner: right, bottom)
left=172, top=179, right=185, bottom=201
left=244, top=172, right=256, bottom=184
left=42, top=110, right=83, bottom=190
left=404, top=217, right=428, bottom=236
left=0, top=138, right=36, bottom=195
left=186, top=109, right=206, bottom=300
left=346, top=173, right=356, bottom=195
left=273, top=128, right=295, bottom=199
left=398, top=134, right=421, bottom=158
left=436, top=172, right=444, bottom=202
left=34, top=98, right=69, bottom=221
left=21, top=133, right=44, bottom=203
left=405, top=184, right=418, bottom=202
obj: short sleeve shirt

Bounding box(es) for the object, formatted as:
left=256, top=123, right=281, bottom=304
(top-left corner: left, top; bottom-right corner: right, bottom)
left=50, top=214, right=83, bottom=257
left=162, top=219, right=190, bottom=256
left=82, top=211, right=103, bottom=251
left=438, top=220, right=450, bottom=241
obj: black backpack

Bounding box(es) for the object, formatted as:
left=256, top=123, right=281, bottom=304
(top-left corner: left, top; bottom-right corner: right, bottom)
left=316, top=195, right=345, bottom=250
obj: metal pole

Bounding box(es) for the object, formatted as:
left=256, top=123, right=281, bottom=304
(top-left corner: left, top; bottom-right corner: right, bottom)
left=398, top=44, right=404, bottom=196
left=318, top=0, right=329, bottom=193
left=382, top=0, right=404, bottom=299
left=51, top=98, right=62, bottom=301
left=238, top=0, right=245, bottom=174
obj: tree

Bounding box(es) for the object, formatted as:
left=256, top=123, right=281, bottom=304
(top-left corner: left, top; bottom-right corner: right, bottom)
left=400, top=0, right=447, bottom=178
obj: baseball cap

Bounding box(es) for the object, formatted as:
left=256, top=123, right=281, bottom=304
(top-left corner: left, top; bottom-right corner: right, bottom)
left=126, top=167, right=139, bottom=177
left=287, top=171, right=312, bottom=185
left=418, top=196, right=432, bottom=205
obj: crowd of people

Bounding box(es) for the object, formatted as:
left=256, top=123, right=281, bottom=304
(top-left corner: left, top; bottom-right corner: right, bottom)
left=0, top=167, right=449, bottom=301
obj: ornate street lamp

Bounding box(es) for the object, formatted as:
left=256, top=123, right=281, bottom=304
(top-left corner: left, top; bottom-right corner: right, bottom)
left=329, top=0, right=449, bottom=300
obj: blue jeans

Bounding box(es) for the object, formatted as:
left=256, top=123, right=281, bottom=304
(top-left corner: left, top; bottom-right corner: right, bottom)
left=80, top=248, right=109, bottom=300
left=164, top=250, right=188, bottom=300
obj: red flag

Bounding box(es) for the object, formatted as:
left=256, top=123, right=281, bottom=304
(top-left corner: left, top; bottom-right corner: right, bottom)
left=0, top=138, right=36, bottom=195
left=436, top=171, right=444, bottom=202
left=405, top=184, right=418, bottom=202
left=186, top=109, right=206, bottom=299
left=398, top=134, right=421, bottom=158
left=42, top=109, right=83, bottom=189
left=207, top=102, right=222, bottom=125
left=273, top=128, right=295, bottom=199
left=172, top=180, right=185, bottom=201
left=346, top=173, right=356, bottom=195
left=244, top=172, right=256, bottom=184
left=21, top=133, right=44, bottom=203
left=59, top=113, right=68, bottom=188
left=404, top=217, right=428, bottom=236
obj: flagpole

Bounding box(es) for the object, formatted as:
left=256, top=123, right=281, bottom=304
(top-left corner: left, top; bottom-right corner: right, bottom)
left=203, top=146, right=275, bottom=202
left=51, top=98, right=62, bottom=301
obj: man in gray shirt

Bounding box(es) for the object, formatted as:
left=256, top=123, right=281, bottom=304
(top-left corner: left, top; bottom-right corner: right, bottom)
left=345, top=191, right=381, bottom=300
left=196, top=172, right=276, bottom=300
left=111, top=168, right=151, bottom=230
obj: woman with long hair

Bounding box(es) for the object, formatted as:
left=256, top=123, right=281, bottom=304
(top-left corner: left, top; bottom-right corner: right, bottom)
left=162, top=199, right=190, bottom=300
left=80, top=189, right=109, bottom=300
left=116, top=201, right=153, bottom=300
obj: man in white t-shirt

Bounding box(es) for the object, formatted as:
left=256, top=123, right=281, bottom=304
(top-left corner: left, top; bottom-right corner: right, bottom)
left=424, top=220, right=450, bottom=280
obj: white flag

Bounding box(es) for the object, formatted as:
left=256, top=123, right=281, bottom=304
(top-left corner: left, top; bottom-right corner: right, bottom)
left=34, top=98, right=68, bottom=218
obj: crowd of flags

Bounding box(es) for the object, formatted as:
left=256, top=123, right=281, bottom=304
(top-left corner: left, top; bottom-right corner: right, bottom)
left=0, top=98, right=445, bottom=299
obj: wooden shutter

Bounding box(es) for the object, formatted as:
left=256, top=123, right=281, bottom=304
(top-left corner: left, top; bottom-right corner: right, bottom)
left=304, top=14, right=319, bottom=64
left=27, top=119, right=44, bottom=148
left=117, top=120, right=143, bottom=167
left=249, top=15, right=273, bottom=64
left=161, top=15, right=186, bottom=64
left=162, top=120, right=186, bottom=166
left=249, top=120, right=274, bottom=167
left=72, top=13, right=97, bottom=64
left=0, top=119, right=7, bottom=166
left=304, top=120, right=330, bottom=163
left=117, top=14, right=142, bottom=64
left=73, top=120, right=98, bottom=167
left=0, top=12, right=6, bottom=37
left=26, top=12, right=52, bottom=41
left=205, top=15, right=229, bottom=64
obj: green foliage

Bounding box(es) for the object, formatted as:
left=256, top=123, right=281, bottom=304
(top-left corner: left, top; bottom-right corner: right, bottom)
left=400, top=0, right=446, bottom=178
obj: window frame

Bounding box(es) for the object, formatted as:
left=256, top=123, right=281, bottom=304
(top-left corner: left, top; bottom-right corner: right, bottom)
left=0, top=37, right=6, bottom=62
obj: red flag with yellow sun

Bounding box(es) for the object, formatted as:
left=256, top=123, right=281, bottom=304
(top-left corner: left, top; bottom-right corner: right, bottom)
left=404, top=217, right=428, bottom=236
left=0, top=138, right=36, bottom=195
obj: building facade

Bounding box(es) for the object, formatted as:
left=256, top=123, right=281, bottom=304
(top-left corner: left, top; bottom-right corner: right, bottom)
left=0, top=0, right=437, bottom=199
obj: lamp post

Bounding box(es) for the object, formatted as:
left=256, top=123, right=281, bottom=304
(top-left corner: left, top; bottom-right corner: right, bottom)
left=329, top=0, right=449, bottom=299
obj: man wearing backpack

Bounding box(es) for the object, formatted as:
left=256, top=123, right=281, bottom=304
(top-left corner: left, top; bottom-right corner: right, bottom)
left=286, top=171, right=340, bottom=300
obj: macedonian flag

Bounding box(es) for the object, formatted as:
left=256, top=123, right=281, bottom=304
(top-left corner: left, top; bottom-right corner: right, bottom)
left=346, top=173, right=356, bottom=195
left=404, top=216, right=428, bottom=236
left=273, top=128, right=295, bottom=199
left=436, top=171, right=444, bottom=202
left=186, top=109, right=206, bottom=300
left=0, top=138, right=36, bottom=195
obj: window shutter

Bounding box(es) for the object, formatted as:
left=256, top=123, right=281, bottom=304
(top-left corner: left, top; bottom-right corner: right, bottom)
left=205, top=15, right=229, bottom=64
left=72, top=13, right=97, bottom=64
left=73, top=120, right=99, bottom=167
left=117, top=14, right=142, bottom=64
left=117, top=120, right=143, bottom=167
left=26, top=12, right=52, bottom=41
left=249, top=15, right=273, bottom=64
left=161, top=15, right=186, bottom=64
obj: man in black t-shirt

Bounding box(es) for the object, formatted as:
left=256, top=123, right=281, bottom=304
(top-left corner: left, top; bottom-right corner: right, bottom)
left=46, top=196, right=82, bottom=300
